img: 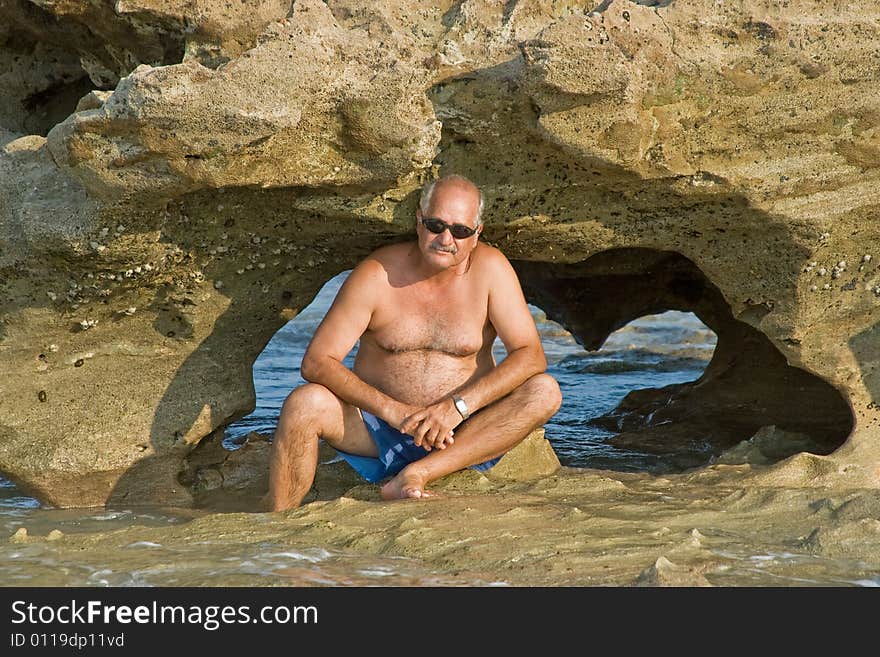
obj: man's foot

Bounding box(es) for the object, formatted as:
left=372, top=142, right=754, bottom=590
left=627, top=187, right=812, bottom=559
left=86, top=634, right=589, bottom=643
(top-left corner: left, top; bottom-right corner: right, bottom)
left=380, top=465, right=434, bottom=500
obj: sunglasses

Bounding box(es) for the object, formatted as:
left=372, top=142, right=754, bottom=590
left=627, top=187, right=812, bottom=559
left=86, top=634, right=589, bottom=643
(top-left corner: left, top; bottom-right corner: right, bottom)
left=421, top=217, right=479, bottom=239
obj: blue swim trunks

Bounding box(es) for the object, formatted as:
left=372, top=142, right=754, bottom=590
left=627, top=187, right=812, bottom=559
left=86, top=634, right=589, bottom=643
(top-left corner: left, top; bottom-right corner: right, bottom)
left=336, top=410, right=501, bottom=483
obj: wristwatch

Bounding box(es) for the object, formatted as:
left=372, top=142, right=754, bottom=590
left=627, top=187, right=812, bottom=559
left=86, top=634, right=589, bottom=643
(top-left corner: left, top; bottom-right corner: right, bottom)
left=452, top=395, right=470, bottom=420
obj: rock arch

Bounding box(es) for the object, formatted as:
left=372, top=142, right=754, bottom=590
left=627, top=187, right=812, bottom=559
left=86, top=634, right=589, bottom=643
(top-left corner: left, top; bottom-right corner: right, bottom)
left=515, top=249, right=853, bottom=471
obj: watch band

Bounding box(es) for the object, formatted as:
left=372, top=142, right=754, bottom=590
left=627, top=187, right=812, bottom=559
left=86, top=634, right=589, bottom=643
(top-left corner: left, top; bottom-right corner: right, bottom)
left=452, top=395, right=470, bottom=420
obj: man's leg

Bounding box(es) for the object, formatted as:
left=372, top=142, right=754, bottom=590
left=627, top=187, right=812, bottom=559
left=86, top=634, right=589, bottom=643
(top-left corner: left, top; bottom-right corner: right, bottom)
left=265, top=383, right=376, bottom=511
left=380, top=373, right=562, bottom=500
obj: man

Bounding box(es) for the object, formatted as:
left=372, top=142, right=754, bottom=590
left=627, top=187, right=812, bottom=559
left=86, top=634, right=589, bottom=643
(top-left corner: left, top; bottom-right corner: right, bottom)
left=266, top=174, right=562, bottom=510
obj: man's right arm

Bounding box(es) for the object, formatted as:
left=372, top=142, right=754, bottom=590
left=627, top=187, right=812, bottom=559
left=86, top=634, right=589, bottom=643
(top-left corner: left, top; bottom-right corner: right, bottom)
left=299, top=258, right=411, bottom=427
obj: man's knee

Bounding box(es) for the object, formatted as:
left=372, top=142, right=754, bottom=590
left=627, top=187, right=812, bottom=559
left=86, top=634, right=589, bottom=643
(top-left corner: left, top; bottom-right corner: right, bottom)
left=281, top=383, right=339, bottom=421
left=522, top=373, right=562, bottom=416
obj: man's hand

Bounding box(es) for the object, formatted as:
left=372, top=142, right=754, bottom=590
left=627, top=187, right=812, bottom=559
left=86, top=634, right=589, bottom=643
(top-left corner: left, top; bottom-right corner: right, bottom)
left=399, top=398, right=462, bottom=451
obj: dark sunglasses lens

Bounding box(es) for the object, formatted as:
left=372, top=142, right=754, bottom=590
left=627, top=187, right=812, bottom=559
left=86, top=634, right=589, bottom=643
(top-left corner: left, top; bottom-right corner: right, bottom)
left=423, top=217, right=476, bottom=238
left=424, top=218, right=446, bottom=234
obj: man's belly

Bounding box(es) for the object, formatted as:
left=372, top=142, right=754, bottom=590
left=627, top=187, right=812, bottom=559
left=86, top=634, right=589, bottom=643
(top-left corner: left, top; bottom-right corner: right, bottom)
left=354, top=349, right=492, bottom=407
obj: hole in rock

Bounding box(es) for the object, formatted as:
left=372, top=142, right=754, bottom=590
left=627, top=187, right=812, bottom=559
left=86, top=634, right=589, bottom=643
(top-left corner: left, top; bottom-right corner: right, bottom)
left=514, top=248, right=853, bottom=473
left=3, top=5, right=190, bottom=137
left=0, top=472, right=41, bottom=513
left=224, top=271, right=358, bottom=449
left=21, top=75, right=94, bottom=137
left=538, top=308, right=717, bottom=471
left=1, top=27, right=96, bottom=137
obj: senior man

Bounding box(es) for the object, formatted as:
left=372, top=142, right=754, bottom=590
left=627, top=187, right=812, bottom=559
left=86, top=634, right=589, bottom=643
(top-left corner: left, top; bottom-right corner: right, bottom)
left=266, top=174, right=562, bottom=510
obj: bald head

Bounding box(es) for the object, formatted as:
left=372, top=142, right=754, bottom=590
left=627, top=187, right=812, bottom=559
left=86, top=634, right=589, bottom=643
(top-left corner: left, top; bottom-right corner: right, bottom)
left=419, top=174, right=484, bottom=226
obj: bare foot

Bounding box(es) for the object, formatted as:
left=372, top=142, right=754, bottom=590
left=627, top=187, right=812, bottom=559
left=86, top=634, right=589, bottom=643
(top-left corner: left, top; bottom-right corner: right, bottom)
left=380, top=466, right=435, bottom=500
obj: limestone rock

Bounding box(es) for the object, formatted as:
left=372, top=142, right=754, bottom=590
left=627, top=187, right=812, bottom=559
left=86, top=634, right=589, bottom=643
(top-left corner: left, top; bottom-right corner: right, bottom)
left=634, top=556, right=712, bottom=587
left=801, top=519, right=880, bottom=559
left=487, top=428, right=561, bottom=480
left=714, top=425, right=829, bottom=466
left=9, top=527, right=29, bottom=543
left=46, top=0, right=441, bottom=201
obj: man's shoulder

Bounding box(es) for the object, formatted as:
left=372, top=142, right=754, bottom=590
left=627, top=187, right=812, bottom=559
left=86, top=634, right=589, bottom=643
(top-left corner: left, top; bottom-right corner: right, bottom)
left=347, top=242, right=410, bottom=286
left=359, top=241, right=412, bottom=273
left=475, top=241, right=507, bottom=260
left=474, top=242, right=514, bottom=274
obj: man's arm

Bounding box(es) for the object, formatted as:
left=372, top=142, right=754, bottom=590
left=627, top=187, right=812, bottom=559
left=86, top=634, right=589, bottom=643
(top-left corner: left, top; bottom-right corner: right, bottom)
left=300, top=259, right=413, bottom=427
left=401, top=249, right=547, bottom=447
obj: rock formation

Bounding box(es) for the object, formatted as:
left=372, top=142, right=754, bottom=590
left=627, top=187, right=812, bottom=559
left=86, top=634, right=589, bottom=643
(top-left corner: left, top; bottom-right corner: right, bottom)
left=1, top=0, right=878, bottom=507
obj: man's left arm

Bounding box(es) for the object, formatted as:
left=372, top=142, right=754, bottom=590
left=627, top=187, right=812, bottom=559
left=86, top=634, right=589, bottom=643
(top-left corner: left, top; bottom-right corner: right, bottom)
left=401, top=251, right=547, bottom=448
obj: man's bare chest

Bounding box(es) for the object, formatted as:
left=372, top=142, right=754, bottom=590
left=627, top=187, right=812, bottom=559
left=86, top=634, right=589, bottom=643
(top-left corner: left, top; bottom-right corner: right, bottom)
left=367, top=287, right=491, bottom=357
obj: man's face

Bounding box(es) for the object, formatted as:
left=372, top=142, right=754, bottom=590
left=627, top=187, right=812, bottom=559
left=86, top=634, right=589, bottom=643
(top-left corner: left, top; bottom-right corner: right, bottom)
left=415, top=183, right=482, bottom=270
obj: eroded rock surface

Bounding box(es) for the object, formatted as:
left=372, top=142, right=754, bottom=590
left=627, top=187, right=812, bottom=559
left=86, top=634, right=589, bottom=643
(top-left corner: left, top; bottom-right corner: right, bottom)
left=1, top=0, right=878, bottom=507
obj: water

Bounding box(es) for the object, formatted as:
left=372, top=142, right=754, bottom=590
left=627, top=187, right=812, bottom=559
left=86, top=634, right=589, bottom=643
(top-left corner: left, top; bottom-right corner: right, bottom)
left=221, top=271, right=717, bottom=471
left=0, top=476, right=40, bottom=512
